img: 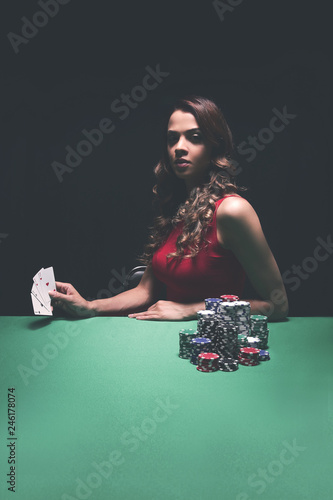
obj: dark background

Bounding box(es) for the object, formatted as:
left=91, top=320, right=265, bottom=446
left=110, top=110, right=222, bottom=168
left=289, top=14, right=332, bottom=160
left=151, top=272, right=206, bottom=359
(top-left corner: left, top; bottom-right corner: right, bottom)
left=0, top=0, right=332, bottom=316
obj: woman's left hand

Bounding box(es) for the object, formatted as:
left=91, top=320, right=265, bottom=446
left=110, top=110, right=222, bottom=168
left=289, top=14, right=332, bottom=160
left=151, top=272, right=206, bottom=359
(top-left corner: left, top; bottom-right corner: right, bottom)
left=128, top=300, right=203, bottom=321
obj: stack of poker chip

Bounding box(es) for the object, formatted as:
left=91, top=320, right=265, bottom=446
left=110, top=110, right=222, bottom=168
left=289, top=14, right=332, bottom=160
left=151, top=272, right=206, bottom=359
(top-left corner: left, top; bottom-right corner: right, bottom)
left=215, top=300, right=250, bottom=357
left=219, top=356, right=239, bottom=372
left=238, top=347, right=260, bottom=366
left=216, top=300, right=236, bottom=324
left=250, top=315, right=269, bottom=349
left=179, top=328, right=198, bottom=359
left=197, top=309, right=218, bottom=348
left=233, top=301, right=251, bottom=336
left=197, top=353, right=220, bottom=372
left=215, top=323, right=238, bottom=359
left=190, top=337, right=212, bottom=365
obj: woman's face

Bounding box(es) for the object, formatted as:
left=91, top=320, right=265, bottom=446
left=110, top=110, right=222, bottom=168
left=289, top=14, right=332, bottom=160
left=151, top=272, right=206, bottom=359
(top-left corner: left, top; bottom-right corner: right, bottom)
left=167, top=110, right=212, bottom=187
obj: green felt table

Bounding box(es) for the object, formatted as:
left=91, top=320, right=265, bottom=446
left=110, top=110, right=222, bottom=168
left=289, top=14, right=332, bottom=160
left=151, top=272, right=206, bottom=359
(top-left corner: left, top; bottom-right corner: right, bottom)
left=0, top=316, right=333, bottom=500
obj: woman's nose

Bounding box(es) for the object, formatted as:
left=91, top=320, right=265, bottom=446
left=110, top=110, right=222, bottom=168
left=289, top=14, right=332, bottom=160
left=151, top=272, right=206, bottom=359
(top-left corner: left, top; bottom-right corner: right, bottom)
left=175, top=136, right=188, bottom=153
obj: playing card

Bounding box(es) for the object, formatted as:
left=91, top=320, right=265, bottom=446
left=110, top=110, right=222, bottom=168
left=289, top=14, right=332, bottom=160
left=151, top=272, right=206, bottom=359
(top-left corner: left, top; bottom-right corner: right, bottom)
left=31, top=267, right=55, bottom=316
left=31, top=284, right=52, bottom=316
left=33, top=268, right=46, bottom=304
left=33, top=267, right=55, bottom=308
left=39, top=267, right=56, bottom=303
left=31, top=281, right=45, bottom=306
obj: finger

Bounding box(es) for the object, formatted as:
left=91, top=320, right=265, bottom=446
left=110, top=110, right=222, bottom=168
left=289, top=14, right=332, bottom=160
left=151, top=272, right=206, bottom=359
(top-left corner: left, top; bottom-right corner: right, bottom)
left=49, top=289, right=72, bottom=301
left=128, top=312, right=161, bottom=320
left=55, top=281, right=70, bottom=289
left=52, top=298, right=64, bottom=309
left=136, top=315, right=161, bottom=321
left=55, top=300, right=74, bottom=316
left=55, top=282, right=75, bottom=294
left=128, top=312, right=145, bottom=318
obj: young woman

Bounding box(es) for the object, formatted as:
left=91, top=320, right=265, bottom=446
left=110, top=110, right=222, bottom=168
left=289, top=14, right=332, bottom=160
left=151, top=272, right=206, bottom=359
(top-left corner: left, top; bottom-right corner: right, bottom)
left=49, top=96, right=288, bottom=321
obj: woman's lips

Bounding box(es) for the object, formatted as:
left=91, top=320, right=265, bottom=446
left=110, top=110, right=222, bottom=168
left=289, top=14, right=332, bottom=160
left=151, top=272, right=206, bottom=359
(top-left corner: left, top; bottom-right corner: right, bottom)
left=175, top=160, right=191, bottom=168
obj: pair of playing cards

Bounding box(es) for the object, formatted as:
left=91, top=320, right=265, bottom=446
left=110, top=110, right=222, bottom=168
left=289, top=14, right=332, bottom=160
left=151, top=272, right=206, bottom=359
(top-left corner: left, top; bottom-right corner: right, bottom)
left=31, top=267, right=56, bottom=316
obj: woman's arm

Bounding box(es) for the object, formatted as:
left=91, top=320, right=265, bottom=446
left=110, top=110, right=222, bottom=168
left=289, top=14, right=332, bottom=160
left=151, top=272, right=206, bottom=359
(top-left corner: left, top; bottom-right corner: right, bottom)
left=128, top=299, right=205, bottom=321
left=49, top=264, right=161, bottom=318
left=91, top=264, right=161, bottom=316
left=216, top=196, right=289, bottom=321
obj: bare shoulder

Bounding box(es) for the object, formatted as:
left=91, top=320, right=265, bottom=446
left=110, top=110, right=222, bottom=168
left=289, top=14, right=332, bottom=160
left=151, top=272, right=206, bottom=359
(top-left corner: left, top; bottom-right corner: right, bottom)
left=216, top=195, right=263, bottom=248
left=217, top=195, right=258, bottom=223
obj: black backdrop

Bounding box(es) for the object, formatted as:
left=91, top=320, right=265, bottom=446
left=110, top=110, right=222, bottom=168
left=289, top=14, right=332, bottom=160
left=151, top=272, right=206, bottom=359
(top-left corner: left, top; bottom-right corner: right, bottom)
left=0, top=0, right=332, bottom=316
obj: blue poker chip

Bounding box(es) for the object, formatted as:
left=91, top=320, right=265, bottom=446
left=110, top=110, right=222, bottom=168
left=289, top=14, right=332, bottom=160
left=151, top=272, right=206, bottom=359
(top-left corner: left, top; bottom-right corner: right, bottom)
left=191, top=337, right=211, bottom=344
left=259, top=350, right=270, bottom=361
left=205, top=298, right=222, bottom=311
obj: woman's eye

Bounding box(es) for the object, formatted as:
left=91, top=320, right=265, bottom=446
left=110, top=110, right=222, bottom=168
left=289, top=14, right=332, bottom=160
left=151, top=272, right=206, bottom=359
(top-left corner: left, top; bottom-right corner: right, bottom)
left=167, top=135, right=178, bottom=145
left=191, top=134, right=202, bottom=143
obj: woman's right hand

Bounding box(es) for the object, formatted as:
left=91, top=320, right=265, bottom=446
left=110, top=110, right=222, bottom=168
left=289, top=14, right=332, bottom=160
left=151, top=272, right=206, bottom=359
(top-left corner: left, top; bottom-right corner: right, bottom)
left=49, top=281, right=95, bottom=318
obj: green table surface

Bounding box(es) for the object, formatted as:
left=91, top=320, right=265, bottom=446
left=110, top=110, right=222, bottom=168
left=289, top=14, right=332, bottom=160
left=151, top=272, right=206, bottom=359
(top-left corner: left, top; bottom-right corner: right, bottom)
left=1, top=316, right=333, bottom=500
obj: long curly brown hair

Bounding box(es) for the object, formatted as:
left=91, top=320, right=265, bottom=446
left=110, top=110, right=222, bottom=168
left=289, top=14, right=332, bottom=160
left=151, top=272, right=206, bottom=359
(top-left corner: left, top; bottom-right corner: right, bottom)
left=140, top=96, right=243, bottom=264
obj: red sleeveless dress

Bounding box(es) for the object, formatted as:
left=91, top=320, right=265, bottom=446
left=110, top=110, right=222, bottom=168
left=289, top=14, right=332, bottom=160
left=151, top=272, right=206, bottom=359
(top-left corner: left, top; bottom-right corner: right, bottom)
left=152, top=196, right=246, bottom=302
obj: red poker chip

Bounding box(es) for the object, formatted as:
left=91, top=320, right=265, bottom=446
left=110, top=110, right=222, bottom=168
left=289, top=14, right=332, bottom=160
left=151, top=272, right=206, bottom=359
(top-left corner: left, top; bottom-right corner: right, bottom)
left=239, top=356, right=259, bottom=362
left=238, top=357, right=259, bottom=366
left=240, top=347, right=260, bottom=355
left=198, top=359, right=219, bottom=364
left=197, top=365, right=217, bottom=370
left=197, top=366, right=219, bottom=372
left=198, top=353, right=219, bottom=360
left=220, top=295, right=239, bottom=302
left=238, top=358, right=257, bottom=363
